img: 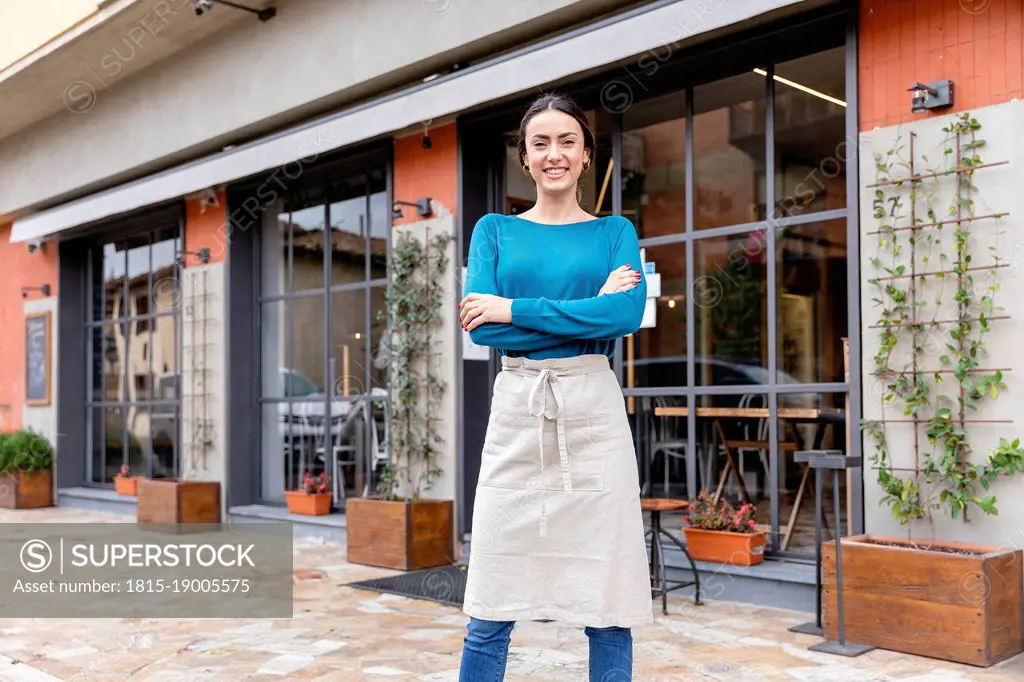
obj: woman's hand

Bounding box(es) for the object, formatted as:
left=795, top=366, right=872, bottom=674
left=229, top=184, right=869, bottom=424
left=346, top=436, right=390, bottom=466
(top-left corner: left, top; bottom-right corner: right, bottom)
left=598, top=265, right=642, bottom=296
left=459, top=293, right=513, bottom=331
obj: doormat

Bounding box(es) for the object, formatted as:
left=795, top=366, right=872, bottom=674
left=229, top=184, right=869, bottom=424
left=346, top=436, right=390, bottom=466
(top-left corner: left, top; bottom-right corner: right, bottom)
left=345, top=564, right=468, bottom=608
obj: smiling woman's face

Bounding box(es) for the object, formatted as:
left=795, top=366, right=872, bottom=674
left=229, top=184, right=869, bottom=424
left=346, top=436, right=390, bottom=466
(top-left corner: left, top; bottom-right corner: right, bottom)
left=522, top=109, right=591, bottom=196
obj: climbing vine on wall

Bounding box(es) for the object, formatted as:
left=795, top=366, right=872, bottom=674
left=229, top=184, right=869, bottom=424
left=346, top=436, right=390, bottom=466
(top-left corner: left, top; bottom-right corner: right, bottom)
left=376, top=227, right=454, bottom=501
left=863, top=112, right=1024, bottom=533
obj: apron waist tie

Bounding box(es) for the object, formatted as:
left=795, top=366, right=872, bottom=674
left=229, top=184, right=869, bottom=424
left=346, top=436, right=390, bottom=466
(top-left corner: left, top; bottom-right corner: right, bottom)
left=527, top=369, right=572, bottom=538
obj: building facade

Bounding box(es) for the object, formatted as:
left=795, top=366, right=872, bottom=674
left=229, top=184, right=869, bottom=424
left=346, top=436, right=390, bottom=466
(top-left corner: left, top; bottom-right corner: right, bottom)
left=2, top=0, right=1023, bottom=565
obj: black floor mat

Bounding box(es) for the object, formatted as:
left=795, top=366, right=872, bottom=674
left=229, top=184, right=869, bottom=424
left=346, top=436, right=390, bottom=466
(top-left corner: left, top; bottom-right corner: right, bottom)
left=345, top=564, right=468, bottom=607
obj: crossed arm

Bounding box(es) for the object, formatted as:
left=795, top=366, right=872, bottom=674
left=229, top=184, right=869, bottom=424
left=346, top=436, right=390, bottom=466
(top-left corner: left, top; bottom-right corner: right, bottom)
left=459, top=218, right=647, bottom=350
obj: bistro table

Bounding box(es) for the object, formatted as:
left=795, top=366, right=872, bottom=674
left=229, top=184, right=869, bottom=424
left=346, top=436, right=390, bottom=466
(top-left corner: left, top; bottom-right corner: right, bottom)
left=652, top=406, right=846, bottom=550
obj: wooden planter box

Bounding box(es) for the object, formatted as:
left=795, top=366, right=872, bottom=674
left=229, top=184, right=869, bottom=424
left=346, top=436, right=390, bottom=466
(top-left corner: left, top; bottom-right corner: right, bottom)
left=285, top=490, right=333, bottom=516
left=683, top=527, right=766, bottom=566
left=136, top=478, right=221, bottom=525
left=113, top=475, right=144, bottom=497
left=346, top=498, right=453, bottom=571
left=824, top=534, right=1024, bottom=667
left=0, top=469, right=53, bottom=509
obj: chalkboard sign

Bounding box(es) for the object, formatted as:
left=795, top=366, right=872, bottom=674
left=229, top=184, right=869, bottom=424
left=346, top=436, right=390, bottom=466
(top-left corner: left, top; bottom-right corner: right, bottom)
left=25, top=311, right=51, bottom=407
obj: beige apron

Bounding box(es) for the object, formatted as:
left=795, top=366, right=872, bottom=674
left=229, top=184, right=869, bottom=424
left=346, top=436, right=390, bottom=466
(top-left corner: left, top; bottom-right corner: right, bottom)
left=462, top=354, right=654, bottom=628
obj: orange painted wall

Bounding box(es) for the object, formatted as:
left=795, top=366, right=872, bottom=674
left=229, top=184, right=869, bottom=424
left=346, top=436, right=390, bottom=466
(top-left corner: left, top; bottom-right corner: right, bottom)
left=859, top=0, right=1024, bottom=130
left=184, top=191, right=228, bottom=267
left=393, top=122, right=458, bottom=225
left=0, top=222, right=58, bottom=431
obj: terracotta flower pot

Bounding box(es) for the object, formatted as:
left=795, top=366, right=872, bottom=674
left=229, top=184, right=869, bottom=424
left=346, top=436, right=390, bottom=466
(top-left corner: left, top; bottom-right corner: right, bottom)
left=114, top=475, right=141, bottom=496
left=683, top=527, right=766, bottom=566
left=285, top=490, right=333, bottom=516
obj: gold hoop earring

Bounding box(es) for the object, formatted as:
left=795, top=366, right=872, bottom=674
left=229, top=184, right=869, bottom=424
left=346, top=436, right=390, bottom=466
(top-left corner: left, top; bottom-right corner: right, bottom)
left=522, top=164, right=531, bottom=177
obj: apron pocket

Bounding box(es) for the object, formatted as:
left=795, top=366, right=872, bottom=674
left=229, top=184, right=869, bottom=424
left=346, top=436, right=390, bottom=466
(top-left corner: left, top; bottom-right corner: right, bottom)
left=479, top=411, right=611, bottom=492
left=562, top=413, right=610, bottom=492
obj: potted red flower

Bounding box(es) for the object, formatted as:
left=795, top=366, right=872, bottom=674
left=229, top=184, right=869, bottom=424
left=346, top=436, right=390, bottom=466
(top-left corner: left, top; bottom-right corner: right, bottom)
left=682, top=491, right=766, bottom=566
left=113, top=464, right=142, bottom=497
left=285, top=471, right=333, bottom=516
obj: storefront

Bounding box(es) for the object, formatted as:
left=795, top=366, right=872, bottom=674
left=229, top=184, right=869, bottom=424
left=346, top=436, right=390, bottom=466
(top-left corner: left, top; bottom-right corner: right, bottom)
left=6, top=0, right=1023, bottom=580
left=3, top=0, right=859, bottom=543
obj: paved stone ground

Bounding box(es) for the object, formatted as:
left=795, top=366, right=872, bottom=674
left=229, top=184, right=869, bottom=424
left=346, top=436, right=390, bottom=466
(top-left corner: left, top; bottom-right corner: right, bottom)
left=1, top=507, right=1023, bottom=681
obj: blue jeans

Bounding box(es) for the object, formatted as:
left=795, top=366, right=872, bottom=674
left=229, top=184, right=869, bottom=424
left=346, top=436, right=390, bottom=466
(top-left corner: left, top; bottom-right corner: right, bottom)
left=458, top=617, right=632, bottom=681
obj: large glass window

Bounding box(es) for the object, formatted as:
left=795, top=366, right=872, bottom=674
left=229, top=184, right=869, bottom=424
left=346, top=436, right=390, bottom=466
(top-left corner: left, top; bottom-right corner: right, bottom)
left=87, top=224, right=182, bottom=484
left=615, top=35, right=852, bottom=557
left=258, top=163, right=389, bottom=506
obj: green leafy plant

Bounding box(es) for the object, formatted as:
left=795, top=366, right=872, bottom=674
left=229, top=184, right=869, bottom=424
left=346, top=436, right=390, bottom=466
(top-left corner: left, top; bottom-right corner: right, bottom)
left=0, top=429, right=54, bottom=476
left=375, top=227, right=454, bottom=502
left=864, top=112, right=1024, bottom=534
left=684, top=491, right=760, bottom=534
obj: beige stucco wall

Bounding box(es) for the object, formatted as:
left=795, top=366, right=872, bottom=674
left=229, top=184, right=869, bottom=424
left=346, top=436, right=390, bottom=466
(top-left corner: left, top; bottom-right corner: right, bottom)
left=859, top=99, right=1024, bottom=548
left=180, top=261, right=228, bottom=517
left=0, top=0, right=98, bottom=71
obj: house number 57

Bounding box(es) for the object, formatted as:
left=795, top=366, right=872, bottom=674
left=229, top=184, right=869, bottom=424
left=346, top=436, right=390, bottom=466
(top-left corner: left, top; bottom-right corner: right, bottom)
left=873, top=197, right=899, bottom=217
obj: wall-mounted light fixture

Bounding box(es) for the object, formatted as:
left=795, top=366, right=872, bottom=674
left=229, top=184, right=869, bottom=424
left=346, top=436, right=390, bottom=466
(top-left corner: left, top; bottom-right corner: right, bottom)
left=393, top=199, right=434, bottom=220
left=21, top=284, right=51, bottom=299
left=908, top=80, right=953, bottom=114
left=193, top=0, right=277, bottom=22
left=421, top=120, right=433, bottom=150
left=177, top=247, right=212, bottom=268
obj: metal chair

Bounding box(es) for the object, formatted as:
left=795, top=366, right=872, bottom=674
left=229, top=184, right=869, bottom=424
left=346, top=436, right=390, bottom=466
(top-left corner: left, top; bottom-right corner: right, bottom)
left=650, top=396, right=687, bottom=496
left=362, top=402, right=390, bottom=497
left=315, top=402, right=362, bottom=502
left=642, top=498, right=702, bottom=614
left=733, top=394, right=771, bottom=499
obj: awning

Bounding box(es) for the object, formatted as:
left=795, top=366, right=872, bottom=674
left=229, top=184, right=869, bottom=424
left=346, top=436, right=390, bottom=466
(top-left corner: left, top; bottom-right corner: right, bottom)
left=11, top=0, right=806, bottom=243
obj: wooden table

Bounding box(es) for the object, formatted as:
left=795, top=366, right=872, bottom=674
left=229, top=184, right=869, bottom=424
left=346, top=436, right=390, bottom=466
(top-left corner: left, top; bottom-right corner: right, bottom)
left=653, top=407, right=845, bottom=420
left=652, top=406, right=846, bottom=550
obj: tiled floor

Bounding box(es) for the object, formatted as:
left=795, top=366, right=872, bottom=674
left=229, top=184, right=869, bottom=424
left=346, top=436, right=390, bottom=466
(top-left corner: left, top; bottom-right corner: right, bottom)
left=2, top=507, right=1023, bottom=681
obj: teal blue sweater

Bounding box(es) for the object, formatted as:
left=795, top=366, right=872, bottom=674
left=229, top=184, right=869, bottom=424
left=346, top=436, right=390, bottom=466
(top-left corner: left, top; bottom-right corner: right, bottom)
left=463, top=213, right=647, bottom=359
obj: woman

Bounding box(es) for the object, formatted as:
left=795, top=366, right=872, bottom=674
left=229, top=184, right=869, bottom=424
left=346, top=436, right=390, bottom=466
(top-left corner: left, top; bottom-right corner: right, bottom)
left=457, top=93, right=652, bottom=682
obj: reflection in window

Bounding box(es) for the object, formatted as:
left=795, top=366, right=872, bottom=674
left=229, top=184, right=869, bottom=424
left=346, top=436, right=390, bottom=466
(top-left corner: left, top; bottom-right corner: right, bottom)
left=331, top=289, right=368, bottom=398
left=774, top=47, right=847, bottom=218
left=694, top=233, right=768, bottom=385
left=87, top=223, right=181, bottom=484
left=778, top=220, right=848, bottom=384
left=258, top=158, right=391, bottom=506
left=622, top=91, right=685, bottom=238
left=693, top=72, right=767, bottom=229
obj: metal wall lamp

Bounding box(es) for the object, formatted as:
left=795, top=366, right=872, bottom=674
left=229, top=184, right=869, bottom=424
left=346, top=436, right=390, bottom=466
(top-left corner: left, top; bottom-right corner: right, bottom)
left=193, top=0, right=277, bottom=22
left=908, top=80, right=953, bottom=114
left=21, top=285, right=51, bottom=299
left=393, top=199, right=434, bottom=220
